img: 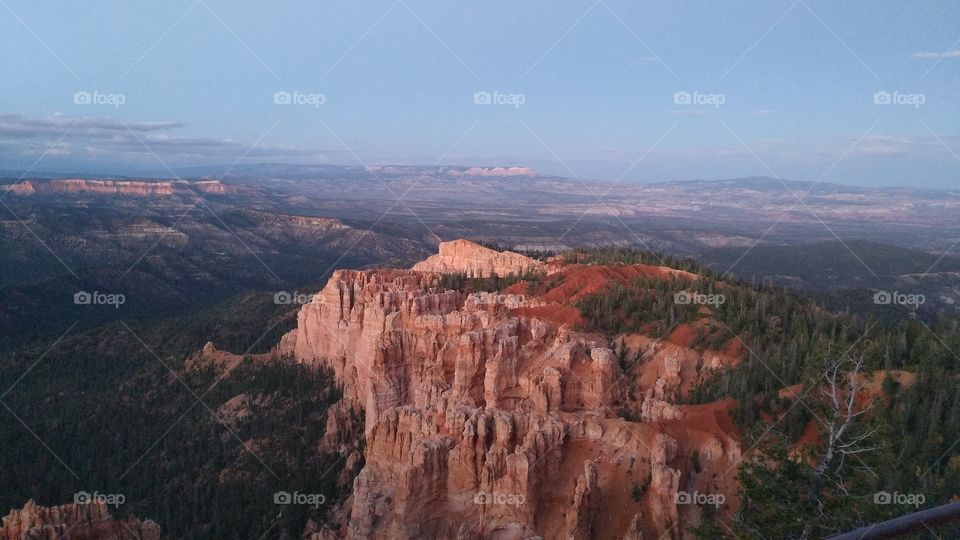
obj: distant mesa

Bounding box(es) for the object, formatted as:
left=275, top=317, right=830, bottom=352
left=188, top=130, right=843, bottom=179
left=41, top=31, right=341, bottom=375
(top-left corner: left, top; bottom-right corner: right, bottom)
left=411, top=238, right=544, bottom=277
left=4, top=178, right=174, bottom=196
left=1, top=178, right=235, bottom=196
left=363, top=165, right=537, bottom=177
left=192, top=179, right=233, bottom=194
left=454, top=166, right=536, bottom=177
left=4, top=181, right=35, bottom=195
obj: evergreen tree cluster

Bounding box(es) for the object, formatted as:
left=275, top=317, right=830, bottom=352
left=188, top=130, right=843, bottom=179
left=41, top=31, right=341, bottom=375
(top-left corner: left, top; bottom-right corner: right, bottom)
left=0, top=297, right=353, bottom=539
left=570, top=248, right=960, bottom=538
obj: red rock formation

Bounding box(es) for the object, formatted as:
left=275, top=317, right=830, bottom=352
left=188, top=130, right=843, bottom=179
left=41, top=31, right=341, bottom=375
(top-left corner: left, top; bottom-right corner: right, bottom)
left=265, top=242, right=744, bottom=538
left=0, top=499, right=160, bottom=540
left=411, top=239, right=544, bottom=278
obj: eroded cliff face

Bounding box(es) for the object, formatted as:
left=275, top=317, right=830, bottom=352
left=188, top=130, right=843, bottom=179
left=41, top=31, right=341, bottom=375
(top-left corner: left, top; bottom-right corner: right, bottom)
left=0, top=500, right=160, bottom=540
left=411, top=239, right=545, bottom=278
left=268, top=242, right=743, bottom=539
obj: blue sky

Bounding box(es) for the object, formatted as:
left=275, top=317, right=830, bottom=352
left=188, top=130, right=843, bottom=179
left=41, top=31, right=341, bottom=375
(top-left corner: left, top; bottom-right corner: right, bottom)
left=1, top=0, right=958, bottom=187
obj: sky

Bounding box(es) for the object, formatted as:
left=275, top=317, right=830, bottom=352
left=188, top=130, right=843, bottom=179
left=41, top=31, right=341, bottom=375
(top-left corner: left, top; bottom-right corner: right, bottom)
left=1, top=0, right=958, bottom=188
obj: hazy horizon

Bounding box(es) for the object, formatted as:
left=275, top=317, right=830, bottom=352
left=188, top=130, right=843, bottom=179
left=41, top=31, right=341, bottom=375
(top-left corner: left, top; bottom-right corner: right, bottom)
left=2, top=0, right=959, bottom=188
left=3, top=163, right=959, bottom=193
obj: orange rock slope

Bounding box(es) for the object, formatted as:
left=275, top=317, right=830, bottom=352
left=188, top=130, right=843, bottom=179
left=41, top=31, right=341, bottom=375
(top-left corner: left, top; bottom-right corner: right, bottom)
left=259, top=240, right=744, bottom=539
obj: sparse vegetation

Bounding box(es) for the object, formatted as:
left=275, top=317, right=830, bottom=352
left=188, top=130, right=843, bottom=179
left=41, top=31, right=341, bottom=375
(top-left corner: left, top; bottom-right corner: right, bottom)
left=631, top=482, right=645, bottom=502
left=562, top=246, right=708, bottom=275
left=439, top=270, right=545, bottom=294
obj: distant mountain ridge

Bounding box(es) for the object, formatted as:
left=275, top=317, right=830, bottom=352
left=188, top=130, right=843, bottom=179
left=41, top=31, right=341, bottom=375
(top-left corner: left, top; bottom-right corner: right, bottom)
left=5, top=166, right=956, bottom=195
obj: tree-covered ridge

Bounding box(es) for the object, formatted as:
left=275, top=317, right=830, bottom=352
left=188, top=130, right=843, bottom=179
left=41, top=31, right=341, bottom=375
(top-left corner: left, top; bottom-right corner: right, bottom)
left=0, top=295, right=355, bottom=539
left=568, top=248, right=960, bottom=538
left=561, top=245, right=707, bottom=273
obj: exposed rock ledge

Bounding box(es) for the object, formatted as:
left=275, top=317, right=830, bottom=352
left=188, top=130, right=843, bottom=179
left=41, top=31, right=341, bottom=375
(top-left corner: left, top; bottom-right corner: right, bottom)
left=411, top=239, right=544, bottom=278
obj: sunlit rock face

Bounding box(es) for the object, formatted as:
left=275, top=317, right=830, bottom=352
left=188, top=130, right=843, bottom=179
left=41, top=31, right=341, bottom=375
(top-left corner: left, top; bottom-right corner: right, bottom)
left=270, top=241, right=743, bottom=539
left=411, top=239, right=545, bottom=278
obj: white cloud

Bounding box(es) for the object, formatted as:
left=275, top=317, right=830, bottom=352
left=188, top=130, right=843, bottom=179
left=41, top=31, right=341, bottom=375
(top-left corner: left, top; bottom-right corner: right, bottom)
left=0, top=113, right=345, bottom=168
left=910, top=50, right=960, bottom=60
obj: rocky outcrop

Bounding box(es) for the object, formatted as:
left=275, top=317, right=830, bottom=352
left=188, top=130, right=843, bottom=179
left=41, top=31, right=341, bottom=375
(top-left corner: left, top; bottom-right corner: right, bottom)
left=566, top=461, right=600, bottom=540
left=268, top=243, right=744, bottom=538
left=411, top=239, right=544, bottom=278
left=278, top=268, right=613, bottom=433
left=648, top=434, right=681, bottom=537
left=0, top=499, right=160, bottom=540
